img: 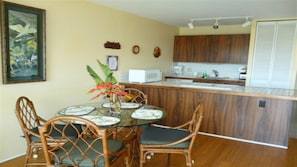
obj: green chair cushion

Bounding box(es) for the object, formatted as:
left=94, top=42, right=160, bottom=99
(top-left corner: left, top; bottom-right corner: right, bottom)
left=140, top=126, right=190, bottom=148
left=54, top=138, right=125, bottom=167
left=29, top=124, right=82, bottom=142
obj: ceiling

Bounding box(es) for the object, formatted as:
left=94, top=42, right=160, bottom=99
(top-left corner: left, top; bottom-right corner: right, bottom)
left=89, top=0, right=297, bottom=27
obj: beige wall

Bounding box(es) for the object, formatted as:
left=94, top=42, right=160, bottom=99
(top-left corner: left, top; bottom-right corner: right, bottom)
left=0, top=0, right=178, bottom=161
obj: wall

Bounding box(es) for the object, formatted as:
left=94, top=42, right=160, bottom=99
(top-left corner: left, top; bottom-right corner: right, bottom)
left=0, top=0, right=178, bottom=161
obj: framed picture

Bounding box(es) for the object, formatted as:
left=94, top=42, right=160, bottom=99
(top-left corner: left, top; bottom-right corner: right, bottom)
left=107, top=55, right=118, bottom=71
left=1, top=1, right=46, bottom=84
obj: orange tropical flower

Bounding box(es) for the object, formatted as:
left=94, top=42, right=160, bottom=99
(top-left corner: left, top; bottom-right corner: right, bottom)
left=88, top=82, right=127, bottom=101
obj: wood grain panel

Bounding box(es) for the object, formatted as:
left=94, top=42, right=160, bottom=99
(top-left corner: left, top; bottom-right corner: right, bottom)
left=173, top=36, right=193, bottom=62
left=210, top=35, right=232, bottom=63
left=121, top=83, right=293, bottom=146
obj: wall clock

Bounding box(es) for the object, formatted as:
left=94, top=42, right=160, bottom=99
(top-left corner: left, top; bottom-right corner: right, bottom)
left=132, top=45, right=140, bottom=54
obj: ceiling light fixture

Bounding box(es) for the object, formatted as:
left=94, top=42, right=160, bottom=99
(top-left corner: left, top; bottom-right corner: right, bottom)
left=188, top=20, right=194, bottom=29
left=242, top=17, right=252, bottom=27
left=187, top=16, right=253, bottom=29
left=213, top=19, right=219, bottom=29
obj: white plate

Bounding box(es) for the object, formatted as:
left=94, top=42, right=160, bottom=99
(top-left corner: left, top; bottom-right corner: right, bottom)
left=102, top=102, right=142, bottom=109
left=131, top=109, right=163, bottom=120
left=76, top=115, right=121, bottom=126
left=59, top=105, right=96, bottom=116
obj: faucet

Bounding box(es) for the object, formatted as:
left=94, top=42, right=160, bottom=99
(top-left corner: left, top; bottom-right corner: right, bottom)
left=212, top=70, right=219, bottom=77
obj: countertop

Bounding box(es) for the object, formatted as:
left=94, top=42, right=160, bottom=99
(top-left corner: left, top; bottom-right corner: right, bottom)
left=120, top=81, right=297, bottom=101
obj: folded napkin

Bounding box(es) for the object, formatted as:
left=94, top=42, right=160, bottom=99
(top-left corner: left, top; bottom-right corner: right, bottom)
left=131, top=109, right=163, bottom=120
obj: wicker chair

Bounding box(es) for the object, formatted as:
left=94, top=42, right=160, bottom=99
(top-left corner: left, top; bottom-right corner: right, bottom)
left=139, top=104, right=203, bottom=167
left=38, top=116, right=130, bottom=167
left=15, top=96, right=49, bottom=166
left=115, top=88, right=148, bottom=140
left=115, top=87, right=149, bottom=164
left=119, top=87, right=148, bottom=104
left=15, top=96, right=80, bottom=166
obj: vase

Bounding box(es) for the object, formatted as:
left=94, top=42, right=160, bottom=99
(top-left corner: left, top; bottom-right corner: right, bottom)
left=109, top=94, right=121, bottom=113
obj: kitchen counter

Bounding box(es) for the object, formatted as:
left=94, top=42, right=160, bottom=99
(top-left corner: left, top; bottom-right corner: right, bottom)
left=165, top=75, right=246, bottom=86
left=120, top=81, right=297, bottom=101
left=120, top=81, right=297, bottom=148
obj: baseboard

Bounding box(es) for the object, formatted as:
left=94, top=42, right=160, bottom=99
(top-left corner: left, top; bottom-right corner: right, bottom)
left=0, top=153, right=25, bottom=163
left=198, top=132, right=288, bottom=149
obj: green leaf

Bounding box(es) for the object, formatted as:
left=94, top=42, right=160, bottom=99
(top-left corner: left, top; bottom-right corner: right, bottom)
left=105, top=73, right=117, bottom=84
left=97, top=60, right=118, bottom=84
left=87, top=65, right=103, bottom=84
left=87, top=59, right=118, bottom=85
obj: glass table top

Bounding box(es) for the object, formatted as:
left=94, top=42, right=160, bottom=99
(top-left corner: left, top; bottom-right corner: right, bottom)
left=56, top=103, right=166, bottom=127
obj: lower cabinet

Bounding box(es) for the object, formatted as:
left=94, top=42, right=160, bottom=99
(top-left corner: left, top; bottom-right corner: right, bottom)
left=121, top=83, right=292, bottom=147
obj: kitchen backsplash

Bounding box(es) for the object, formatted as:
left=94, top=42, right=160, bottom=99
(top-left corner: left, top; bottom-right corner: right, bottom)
left=170, top=62, right=247, bottom=79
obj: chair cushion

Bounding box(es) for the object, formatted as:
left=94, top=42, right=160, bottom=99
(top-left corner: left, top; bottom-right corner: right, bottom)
left=140, top=126, right=190, bottom=148
left=29, top=124, right=82, bottom=142
left=54, top=138, right=125, bottom=167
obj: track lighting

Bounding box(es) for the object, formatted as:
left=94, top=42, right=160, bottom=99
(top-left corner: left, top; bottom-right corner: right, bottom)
left=242, top=17, right=251, bottom=27
left=188, top=20, right=194, bottom=29
left=187, top=16, right=253, bottom=29
left=213, top=19, right=219, bottom=29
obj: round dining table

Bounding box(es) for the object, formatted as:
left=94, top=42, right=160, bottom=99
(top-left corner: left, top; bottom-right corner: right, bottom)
left=56, top=102, right=166, bottom=166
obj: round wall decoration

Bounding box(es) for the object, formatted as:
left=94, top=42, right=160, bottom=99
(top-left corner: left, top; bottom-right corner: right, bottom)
left=153, top=46, right=161, bottom=58
left=132, top=45, right=140, bottom=54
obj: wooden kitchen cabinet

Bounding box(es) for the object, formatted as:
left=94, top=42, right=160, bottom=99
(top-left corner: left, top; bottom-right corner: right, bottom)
left=173, top=34, right=250, bottom=64
left=229, top=34, right=250, bottom=64
left=173, top=36, right=193, bottom=62
left=209, top=35, right=232, bottom=63
left=120, top=82, right=294, bottom=147
left=210, top=34, right=250, bottom=64
left=192, top=35, right=211, bottom=62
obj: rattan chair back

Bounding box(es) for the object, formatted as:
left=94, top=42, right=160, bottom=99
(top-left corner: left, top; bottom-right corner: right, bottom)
left=15, top=96, right=46, bottom=166
left=38, top=116, right=130, bottom=167
left=121, top=88, right=148, bottom=104
left=139, top=104, right=203, bottom=167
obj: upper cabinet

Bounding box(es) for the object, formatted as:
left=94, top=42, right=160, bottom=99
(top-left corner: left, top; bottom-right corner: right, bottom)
left=192, top=35, right=211, bottom=62
left=247, top=19, right=297, bottom=89
left=229, top=35, right=250, bottom=64
left=173, top=36, right=194, bottom=62
left=209, top=35, right=232, bottom=63
left=173, top=34, right=250, bottom=64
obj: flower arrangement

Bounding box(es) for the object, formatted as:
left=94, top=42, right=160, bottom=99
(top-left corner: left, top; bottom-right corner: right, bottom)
left=88, top=82, right=127, bottom=101
left=87, top=60, right=127, bottom=101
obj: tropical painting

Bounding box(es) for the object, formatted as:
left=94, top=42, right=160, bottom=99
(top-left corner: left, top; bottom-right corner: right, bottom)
left=8, top=10, right=38, bottom=77
left=1, top=2, right=46, bottom=83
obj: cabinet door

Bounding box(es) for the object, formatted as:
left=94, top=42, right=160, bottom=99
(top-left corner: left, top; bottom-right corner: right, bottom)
left=250, top=20, right=297, bottom=89
left=229, top=34, right=250, bottom=64
left=192, top=35, right=211, bottom=62
left=209, top=35, right=232, bottom=63
left=173, top=36, right=193, bottom=62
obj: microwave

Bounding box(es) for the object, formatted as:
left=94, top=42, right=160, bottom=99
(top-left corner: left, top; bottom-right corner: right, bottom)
left=129, top=69, right=162, bottom=83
